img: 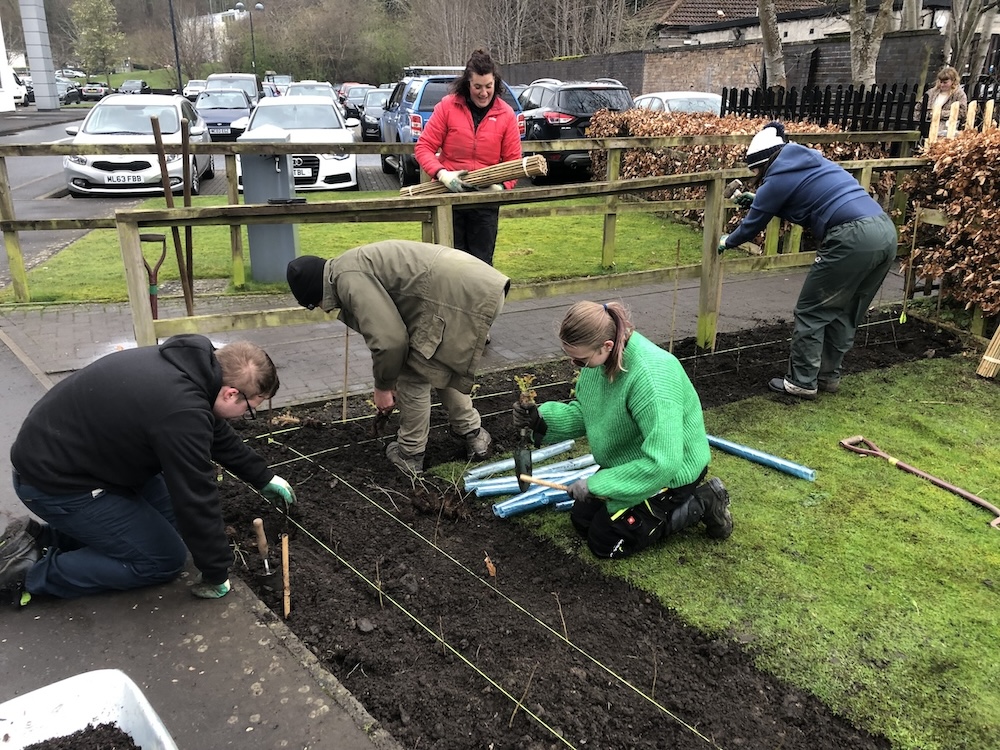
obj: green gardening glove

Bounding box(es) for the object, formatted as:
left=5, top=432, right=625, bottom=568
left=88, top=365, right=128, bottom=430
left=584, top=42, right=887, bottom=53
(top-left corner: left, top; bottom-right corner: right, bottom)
left=262, top=475, right=296, bottom=506
left=191, top=575, right=231, bottom=599
left=734, top=191, right=755, bottom=208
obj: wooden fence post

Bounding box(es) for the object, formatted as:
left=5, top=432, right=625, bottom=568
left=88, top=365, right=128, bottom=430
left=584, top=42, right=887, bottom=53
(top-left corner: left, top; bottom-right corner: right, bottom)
left=225, top=154, right=245, bottom=289
left=697, top=177, right=726, bottom=350
left=601, top=147, right=621, bottom=268
left=0, top=157, right=28, bottom=302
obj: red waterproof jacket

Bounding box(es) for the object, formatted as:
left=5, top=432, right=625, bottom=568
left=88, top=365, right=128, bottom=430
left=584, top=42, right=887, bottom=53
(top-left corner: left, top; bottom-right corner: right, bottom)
left=415, top=93, right=522, bottom=190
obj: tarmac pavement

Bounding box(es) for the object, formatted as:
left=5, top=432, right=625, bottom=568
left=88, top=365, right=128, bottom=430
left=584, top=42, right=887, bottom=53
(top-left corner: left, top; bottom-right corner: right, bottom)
left=0, top=106, right=909, bottom=749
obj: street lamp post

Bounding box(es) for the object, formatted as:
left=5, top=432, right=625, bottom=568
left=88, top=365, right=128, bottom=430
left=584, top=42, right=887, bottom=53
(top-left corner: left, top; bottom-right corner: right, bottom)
left=234, top=2, right=264, bottom=76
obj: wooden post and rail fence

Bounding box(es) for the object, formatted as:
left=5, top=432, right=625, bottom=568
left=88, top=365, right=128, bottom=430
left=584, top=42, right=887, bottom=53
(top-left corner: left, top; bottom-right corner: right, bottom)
left=0, top=127, right=987, bottom=358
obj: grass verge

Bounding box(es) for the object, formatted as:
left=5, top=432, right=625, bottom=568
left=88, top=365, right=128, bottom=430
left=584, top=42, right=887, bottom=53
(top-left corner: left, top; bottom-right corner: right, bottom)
left=0, top=193, right=703, bottom=304
left=502, top=355, right=999, bottom=749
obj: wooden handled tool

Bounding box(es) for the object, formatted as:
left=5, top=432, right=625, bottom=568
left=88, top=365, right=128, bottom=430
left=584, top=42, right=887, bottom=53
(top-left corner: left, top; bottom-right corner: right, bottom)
left=518, top=474, right=570, bottom=492
left=252, top=518, right=274, bottom=575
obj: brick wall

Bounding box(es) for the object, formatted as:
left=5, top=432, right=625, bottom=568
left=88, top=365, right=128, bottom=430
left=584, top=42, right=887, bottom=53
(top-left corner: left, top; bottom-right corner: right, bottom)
left=502, top=29, right=945, bottom=98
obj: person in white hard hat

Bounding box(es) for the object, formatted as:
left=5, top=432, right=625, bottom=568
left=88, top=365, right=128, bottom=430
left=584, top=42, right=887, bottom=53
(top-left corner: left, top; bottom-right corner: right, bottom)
left=718, top=121, right=898, bottom=399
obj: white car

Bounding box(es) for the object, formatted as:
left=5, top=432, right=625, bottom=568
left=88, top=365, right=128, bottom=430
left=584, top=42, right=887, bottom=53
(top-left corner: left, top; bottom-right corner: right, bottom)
left=183, top=79, right=207, bottom=101
left=235, top=95, right=359, bottom=192
left=633, top=91, right=723, bottom=115
left=64, top=93, right=215, bottom=197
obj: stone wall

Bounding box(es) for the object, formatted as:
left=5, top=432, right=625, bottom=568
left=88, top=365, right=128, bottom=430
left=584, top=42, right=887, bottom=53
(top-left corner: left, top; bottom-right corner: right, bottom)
left=502, top=29, right=945, bottom=98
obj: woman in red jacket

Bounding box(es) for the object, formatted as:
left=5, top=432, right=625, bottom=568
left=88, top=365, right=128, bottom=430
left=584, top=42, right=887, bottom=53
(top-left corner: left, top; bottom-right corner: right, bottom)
left=415, top=48, right=522, bottom=266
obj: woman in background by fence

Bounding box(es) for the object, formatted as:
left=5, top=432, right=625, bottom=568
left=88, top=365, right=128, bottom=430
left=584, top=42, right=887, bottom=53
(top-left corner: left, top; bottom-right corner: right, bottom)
left=917, top=65, right=968, bottom=137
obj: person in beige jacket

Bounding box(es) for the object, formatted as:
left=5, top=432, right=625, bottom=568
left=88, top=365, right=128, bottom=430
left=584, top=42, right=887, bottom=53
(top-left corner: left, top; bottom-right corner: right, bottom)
left=286, top=240, right=510, bottom=476
left=918, top=65, right=968, bottom=137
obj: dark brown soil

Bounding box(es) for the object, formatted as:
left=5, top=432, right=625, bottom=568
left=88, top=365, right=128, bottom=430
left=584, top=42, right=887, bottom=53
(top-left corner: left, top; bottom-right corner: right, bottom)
left=23, top=723, right=140, bottom=750
left=220, top=310, right=964, bottom=750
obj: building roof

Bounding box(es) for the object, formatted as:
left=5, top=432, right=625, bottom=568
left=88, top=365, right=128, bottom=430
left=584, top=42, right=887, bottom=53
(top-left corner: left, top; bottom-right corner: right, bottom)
left=638, top=0, right=835, bottom=29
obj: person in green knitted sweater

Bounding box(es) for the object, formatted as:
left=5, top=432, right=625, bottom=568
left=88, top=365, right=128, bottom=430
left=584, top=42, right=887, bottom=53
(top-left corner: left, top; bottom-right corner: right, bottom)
left=513, top=301, right=732, bottom=558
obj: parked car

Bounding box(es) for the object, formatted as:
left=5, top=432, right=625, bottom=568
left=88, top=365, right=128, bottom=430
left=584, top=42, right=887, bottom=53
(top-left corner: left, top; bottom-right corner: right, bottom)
left=359, top=88, right=390, bottom=142
left=235, top=95, right=359, bottom=191
left=342, top=84, right=374, bottom=120
left=118, top=79, right=151, bottom=95
left=80, top=80, right=113, bottom=101
left=379, top=74, right=525, bottom=186
left=194, top=88, right=253, bottom=141
left=518, top=77, right=633, bottom=177
left=9, top=70, right=28, bottom=106
left=633, top=90, right=722, bottom=115
left=182, top=79, right=207, bottom=101
left=63, top=93, right=214, bottom=197
left=206, top=72, right=260, bottom=107
left=56, top=79, right=82, bottom=105
left=56, top=68, right=85, bottom=79
left=264, top=71, right=293, bottom=94
left=284, top=80, right=339, bottom=104
left=261, top=81, right=282, bottom=98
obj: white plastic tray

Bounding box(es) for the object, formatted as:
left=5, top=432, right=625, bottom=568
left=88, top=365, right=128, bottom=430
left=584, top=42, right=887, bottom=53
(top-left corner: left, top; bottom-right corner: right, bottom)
left=0, top=668, right=178, bottom=750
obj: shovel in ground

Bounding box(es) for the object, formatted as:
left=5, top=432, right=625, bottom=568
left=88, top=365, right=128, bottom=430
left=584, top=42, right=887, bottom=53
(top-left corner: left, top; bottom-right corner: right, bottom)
left=252, top=517, right=277, bottom=575
left=839, top=435, right=1000, bottom=528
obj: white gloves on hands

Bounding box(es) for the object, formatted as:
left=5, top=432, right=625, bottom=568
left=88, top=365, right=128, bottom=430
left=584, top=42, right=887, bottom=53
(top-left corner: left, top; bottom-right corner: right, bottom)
left=437, top=169, right=473, bottom=193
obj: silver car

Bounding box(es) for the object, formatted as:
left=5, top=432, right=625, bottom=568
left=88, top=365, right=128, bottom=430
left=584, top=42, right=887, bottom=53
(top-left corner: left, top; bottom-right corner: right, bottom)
left=64, top=93, right=215, bottom=197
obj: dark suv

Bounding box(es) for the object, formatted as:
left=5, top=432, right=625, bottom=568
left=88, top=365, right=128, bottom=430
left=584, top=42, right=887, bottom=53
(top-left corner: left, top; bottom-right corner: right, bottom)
left=518, top=77, right=633, bottom=177
left=380, top=75, right=525, bottom=187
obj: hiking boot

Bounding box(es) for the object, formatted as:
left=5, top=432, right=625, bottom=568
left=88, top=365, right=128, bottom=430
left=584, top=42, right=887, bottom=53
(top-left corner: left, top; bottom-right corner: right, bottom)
left=385, top=441, right=424, bottom=477
left=0, top=540, right=39, bottom=606
left=0, top=516, right=43, bottom=562
left=767, top=377, right=817, bottom=400
left=460, top=427, right=493, bottom=461
left=817, top=378, right=840, bottom=393
left=697, top=478, right=733, bottom=540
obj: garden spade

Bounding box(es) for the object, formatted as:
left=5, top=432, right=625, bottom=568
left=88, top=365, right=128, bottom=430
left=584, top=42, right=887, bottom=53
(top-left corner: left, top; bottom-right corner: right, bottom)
left=252, top=517, right=276, bottom=576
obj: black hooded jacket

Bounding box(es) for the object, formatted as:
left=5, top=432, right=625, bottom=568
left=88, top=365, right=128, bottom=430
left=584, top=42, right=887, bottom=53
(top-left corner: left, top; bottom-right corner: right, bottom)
left=10, top=335, right=273, bottom=583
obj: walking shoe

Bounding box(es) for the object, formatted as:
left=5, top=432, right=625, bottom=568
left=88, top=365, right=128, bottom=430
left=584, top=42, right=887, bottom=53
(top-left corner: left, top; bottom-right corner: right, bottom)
left=0, top=516, right=43, bottom=562
left=767, top=377, right=818, bottom=400
left=697, top=478, right=733, bottom=540
left=461, top=427, right=493, bottom=461
left=385, top=441, right=424, bottom=476
left=817, top=378, right=840, bottom=393
left=0, top=542, right=39, bottom=605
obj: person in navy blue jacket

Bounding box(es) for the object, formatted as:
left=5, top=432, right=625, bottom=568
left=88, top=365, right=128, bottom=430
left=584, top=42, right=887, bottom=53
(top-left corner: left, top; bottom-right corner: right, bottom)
left=719, top=121, right=898, bottom=399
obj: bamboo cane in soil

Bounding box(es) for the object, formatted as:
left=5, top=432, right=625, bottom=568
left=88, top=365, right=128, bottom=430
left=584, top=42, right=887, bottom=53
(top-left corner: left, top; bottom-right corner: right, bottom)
left=281, top=533, right=291, bottom=618
left=399, top=155, right=548, bottom=196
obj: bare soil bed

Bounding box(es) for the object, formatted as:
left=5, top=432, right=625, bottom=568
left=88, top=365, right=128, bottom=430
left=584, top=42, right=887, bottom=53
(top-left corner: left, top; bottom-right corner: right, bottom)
left=220, top=311, right=963, bottom=750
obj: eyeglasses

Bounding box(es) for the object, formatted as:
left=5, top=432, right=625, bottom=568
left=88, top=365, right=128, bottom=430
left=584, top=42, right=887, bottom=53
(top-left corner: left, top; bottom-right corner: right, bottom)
left=566, top=348, right=601, bottom=369
left=237, top=389, right=257, bottom=420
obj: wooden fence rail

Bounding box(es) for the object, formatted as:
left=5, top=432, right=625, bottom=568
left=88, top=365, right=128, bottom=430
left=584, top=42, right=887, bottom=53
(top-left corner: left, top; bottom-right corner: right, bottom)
left=1, top=131, right=925, bottom=352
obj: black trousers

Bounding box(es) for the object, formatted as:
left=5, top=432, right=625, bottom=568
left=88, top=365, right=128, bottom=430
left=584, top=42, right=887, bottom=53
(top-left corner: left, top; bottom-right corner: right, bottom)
left=453, top=205, right=500, bottom=266
left=570, top=468, right=707, bottom=559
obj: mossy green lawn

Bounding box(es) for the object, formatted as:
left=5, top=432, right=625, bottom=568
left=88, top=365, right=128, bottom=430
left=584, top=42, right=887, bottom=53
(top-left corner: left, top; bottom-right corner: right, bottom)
left=502, top=356, right=1000, bottom=749
left=0, top=192, right=703, bottom=304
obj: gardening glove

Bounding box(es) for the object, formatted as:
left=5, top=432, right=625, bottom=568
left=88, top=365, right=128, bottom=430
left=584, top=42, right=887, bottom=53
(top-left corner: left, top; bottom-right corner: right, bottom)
left=478, top=183, right=504, bottom=192
left=734, top=191, right=755, bottom=208
left=512, top=401, right=547, bottom=440
left=717, top=234, right=730, bottom=255
left=191, top=575, right=231, bottom=599
left=262, top=475, right=296, bottom=506
left=566, top=478, right=593, bottom=503
left=437, top=169, right=473, bottom=193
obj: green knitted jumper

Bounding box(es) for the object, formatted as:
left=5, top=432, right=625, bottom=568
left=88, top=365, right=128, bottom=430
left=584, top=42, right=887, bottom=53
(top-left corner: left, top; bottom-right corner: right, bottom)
left=538, top=331, right=710, bottom=514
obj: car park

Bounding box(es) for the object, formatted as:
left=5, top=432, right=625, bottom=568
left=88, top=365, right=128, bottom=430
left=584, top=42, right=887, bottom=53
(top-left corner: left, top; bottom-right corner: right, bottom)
left=633, top=90, right=722, bottom=114
left=342, top=84, right=374, bottom=120
left=379, top=74, right=525, bottom=186
left=118, top=79, right=151, bottom=95
left=194, top=88, right=253, bottom=141
left=80, top=80, right=113, bottom=101
left=518, top=77, right=633, bottom=177
left=182, top=79, right=207, bottom=101
left=63, top=93, right=214, bottom=197
left=235, top=95, right=359, bottom=191
left=359, top=88, right=390, bottom=142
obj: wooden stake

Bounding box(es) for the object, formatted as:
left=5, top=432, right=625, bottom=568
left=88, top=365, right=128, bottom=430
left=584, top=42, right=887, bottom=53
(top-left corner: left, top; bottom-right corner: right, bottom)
left=342, top=329, right=349, bottom=422
left=399, top=155, right=547, bottom=196
left=280, top=533, right=290, bottom=618
left=976, top=324, right=1000, bottom=378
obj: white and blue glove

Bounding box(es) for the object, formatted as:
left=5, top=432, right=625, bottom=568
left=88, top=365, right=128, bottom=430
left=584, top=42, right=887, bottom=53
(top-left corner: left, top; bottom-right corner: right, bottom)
left=437, top=169, right=473, bottom=193
left=262, top=475, right=296, bottom=506
left=717, top=234, right=730, bottom=255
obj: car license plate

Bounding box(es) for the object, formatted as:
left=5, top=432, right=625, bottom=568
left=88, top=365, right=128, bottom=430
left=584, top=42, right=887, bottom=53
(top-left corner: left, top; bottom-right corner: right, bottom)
left=105, top=174, right=143, bottom=184
left=293, top=167, right=311, bottom=177
left=210, top=127, right=231, bottom=135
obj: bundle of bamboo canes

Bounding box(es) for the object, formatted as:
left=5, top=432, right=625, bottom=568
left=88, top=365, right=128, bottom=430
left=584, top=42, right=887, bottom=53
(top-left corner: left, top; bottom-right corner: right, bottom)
left=399, top=155, right=548, bottom=197
left=976, top=325, right=1000, bottom=378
